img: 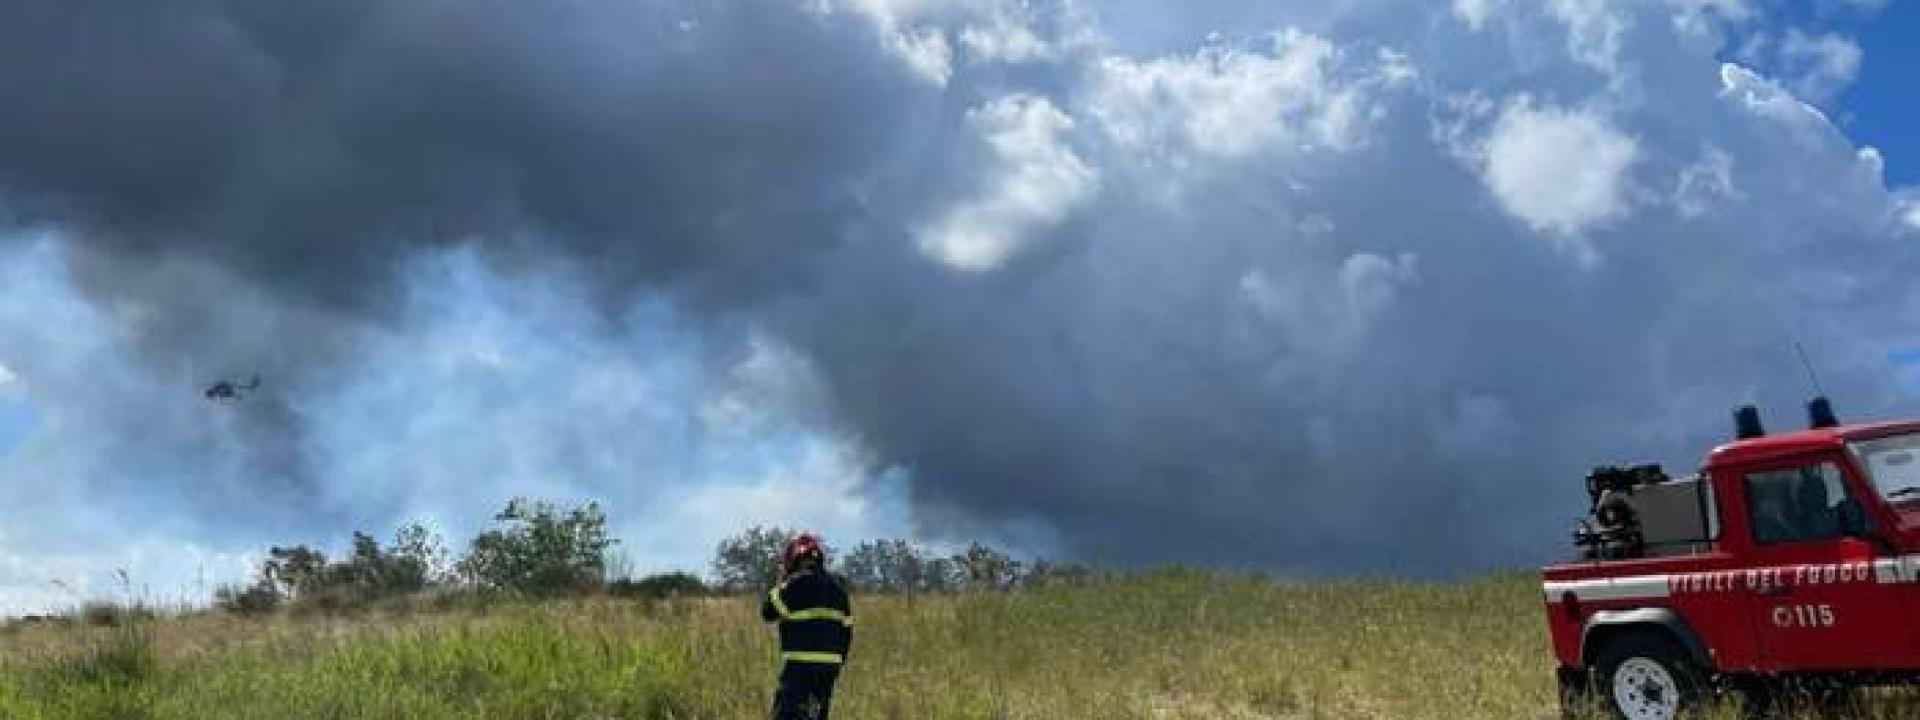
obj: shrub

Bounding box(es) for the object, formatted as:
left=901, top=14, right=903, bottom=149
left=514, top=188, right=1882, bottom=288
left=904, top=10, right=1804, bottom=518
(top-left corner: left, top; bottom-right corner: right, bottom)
left=952, top=542, right=1022, bottom=591
left=219, top=523, right=452, bottom=615
left=456, top=498, right=616, bottom=595
left=607, top=572, right=707, bottom=599
left=842, top=538, right=976, bottom=593
left=213, top=583, right=280, bottom=616
left=1024, top=559, right=1097, bottom=588
left=262, top=544, right=329, bottom=598
left=842, top=539, right=915, bottom=592
left=75, top=602, right=154, bottom=628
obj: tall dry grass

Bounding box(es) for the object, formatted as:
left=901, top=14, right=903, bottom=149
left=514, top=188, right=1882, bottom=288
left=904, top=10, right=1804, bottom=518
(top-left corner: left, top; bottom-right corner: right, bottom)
left=0, top=570, right=1912, bottom=719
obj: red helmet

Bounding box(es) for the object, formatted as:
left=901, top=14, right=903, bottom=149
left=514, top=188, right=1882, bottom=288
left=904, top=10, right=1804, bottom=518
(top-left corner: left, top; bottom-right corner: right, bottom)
left=783, top=532, right=824, bottom=570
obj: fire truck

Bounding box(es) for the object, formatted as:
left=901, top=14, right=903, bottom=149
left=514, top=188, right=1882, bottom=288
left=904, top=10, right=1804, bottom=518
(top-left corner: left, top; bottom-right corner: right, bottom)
left=1542, top=398, right=1920, bottom=720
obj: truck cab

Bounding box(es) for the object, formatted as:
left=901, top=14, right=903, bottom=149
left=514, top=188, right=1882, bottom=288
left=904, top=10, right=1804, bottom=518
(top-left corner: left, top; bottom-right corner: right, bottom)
left=1542, top=401, right=1920, bottom=720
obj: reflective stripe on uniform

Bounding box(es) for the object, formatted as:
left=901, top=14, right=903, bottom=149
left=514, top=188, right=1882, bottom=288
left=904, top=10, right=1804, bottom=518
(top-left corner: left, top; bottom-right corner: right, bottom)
left=782, top=651, right=844, bottom=665
left=769, top=585, right=851, bottom=625
left=784, top=608, right=853, bottom=625
left=768, top=585, right=791, bottom=618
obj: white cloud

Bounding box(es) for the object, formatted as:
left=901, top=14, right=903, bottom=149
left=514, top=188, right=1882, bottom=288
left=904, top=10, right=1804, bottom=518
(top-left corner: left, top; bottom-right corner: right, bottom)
left=1375, top=47, right=1419, bottom=84
left=837, top=0, right=1083, bottom=80
left=699, top=334, right=824, bottom=439
left=885, top=26, right=954, bottom=85
left=1548, top=0, right=1629, bottom=78
left=1238, top=252, right=1419, bottom=358
left=1718, top=62, right=1843, bottom=142
left=1665, top=0, right=1754, bottom=43
left=1088, top=29, right=1406, bottom=162
left=1339, top=252, right=1420, bottom=326
left=1673, top=146, right=1737, bottom=217
left=1452, top=0, right=1634, bottom=81
left=958, top=8, right=1056, bottom=64
left=816, top=0, right=944, bottom=21
left=919, top=94, right=1097, bottom=271
left=6, top=0, right=1920, bottom=597
left=1777, top=29, right=1861, bottom=105
left=1857, top=146, right=1885, bottom=183
left=1667, top=0, right=1753, bottom=19
left=1470, top=97, right=1640, bottom=254
left=0, top=363, right=15, bottom=390
left=1452, top=0, right=1506, bottom=30
left=1733, top=30, right=1863, bottom=107
left=665, top=441, right=902, bottom=559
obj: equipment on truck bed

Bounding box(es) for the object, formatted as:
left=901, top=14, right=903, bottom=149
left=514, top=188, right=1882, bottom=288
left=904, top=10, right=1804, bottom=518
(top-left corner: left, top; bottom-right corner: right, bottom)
left=1572, top=464, right=1713, bottom=560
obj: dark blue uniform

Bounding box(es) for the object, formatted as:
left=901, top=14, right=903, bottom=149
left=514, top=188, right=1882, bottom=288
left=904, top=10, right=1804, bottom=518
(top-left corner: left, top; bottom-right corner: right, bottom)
left=761, top=568, right=853, bottom=720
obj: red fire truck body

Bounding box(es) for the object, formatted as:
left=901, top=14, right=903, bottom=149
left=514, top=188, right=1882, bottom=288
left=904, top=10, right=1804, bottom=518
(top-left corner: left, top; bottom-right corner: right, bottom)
left=1542, top=413, right=1920, bottom=718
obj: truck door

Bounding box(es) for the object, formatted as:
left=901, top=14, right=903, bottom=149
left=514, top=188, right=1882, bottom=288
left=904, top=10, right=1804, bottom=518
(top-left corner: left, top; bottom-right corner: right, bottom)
left=1737, top=458, right=1903, bottom=669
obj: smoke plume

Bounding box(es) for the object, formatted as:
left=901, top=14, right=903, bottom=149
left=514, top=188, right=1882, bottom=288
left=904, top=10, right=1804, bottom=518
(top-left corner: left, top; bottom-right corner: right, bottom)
left=1, top=0, right=1916, bottom=610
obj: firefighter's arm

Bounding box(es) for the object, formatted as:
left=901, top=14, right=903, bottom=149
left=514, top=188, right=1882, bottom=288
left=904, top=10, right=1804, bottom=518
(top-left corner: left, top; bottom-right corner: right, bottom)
left=760, top=582, right=784, bottom=623
left=841, top=589, right=855, bottom=657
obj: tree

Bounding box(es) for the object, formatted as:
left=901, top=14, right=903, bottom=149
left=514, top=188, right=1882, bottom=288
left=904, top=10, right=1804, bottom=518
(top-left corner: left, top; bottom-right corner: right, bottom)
left=316, top=525, right=447, bottom=597
left=711, top=526, right=807, bottom=591
left=390, top=523, right=452, bottom=586
left=457, top=498, right=616, bottom=595
left=844, top=539, right=937, bottom=593
left=219, top=523, right=455, bottom=614
left=953, top=542, right=1021, bottom=591
left=917, top=556, right=962, bottom=593
left=848, top=537, right=952, bottom=595
left=262, top=544, right=328, bottom=598
left=213, top=582, right=279, bottom=615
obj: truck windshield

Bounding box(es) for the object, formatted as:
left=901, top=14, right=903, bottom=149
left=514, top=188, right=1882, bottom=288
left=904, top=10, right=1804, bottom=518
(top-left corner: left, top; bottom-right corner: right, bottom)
left=1850, top=433, right=1920, bottom=502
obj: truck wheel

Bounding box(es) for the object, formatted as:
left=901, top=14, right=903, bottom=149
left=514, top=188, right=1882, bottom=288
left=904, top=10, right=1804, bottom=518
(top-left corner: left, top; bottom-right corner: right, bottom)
left=1594, top=633, right=1707, bottom=720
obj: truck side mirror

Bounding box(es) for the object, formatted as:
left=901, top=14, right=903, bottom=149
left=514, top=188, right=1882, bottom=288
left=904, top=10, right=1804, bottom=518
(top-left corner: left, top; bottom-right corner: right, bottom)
left=1837, top=498, right=1872, bottom=538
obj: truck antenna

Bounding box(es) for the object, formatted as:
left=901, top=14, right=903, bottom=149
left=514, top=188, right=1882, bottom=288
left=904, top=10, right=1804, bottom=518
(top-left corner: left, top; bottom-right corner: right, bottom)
left=1793, top=341, right=1827, bottom=398
left=1795, top=342, right=1843, bottom=429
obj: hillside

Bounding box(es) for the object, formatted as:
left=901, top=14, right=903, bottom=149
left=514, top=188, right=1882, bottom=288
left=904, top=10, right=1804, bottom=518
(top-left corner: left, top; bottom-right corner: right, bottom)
left=0, top=571, right=1912, bottom=719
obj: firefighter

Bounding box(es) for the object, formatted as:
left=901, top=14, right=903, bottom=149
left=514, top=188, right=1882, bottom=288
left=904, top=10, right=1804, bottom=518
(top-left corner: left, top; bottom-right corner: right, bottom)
left=762, top=533, right=853, bottom=720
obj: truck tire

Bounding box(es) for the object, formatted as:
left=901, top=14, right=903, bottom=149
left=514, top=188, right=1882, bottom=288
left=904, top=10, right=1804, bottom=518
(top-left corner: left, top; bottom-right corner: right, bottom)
left=1593, top=632, right=1708, bottom=720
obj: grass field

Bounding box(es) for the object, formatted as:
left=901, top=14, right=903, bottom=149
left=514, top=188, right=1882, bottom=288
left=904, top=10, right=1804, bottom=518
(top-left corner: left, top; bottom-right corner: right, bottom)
left=0, top=570, right=1914, bottom=719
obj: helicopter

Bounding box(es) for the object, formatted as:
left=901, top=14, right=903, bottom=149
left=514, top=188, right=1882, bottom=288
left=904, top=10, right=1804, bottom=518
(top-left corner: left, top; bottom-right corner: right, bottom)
left=203, top=375, right=261, bottom=403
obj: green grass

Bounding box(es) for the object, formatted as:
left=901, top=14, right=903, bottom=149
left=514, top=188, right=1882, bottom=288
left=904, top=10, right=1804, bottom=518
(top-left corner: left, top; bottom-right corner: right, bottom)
left=0, top=570, right=1912, bottom=719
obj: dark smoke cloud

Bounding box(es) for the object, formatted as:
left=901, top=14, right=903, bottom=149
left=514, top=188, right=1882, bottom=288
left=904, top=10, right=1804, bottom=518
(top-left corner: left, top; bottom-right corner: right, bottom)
left=3, top=0, right=1920, bottom=607
left=2, top=0, right=932, bottom=306
left=0, top=0, right=934, bottom=530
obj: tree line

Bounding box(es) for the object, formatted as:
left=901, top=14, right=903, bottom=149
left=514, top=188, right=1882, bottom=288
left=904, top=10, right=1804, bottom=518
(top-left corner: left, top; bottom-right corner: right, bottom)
left=709, top=526, right=1096, bottom=594
left=215, top=498, right=1095, bottom=615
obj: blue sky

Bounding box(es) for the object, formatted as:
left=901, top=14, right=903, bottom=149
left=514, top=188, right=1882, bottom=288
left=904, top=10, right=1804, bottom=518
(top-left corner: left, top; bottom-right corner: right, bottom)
left=1771, top=0, right=1920, bottom=185
left=1095, top=0, right=1918, bottom=182
left=1841, top=4, right=1920, bottom=185
left=0, top=377, right=25, bottom=458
